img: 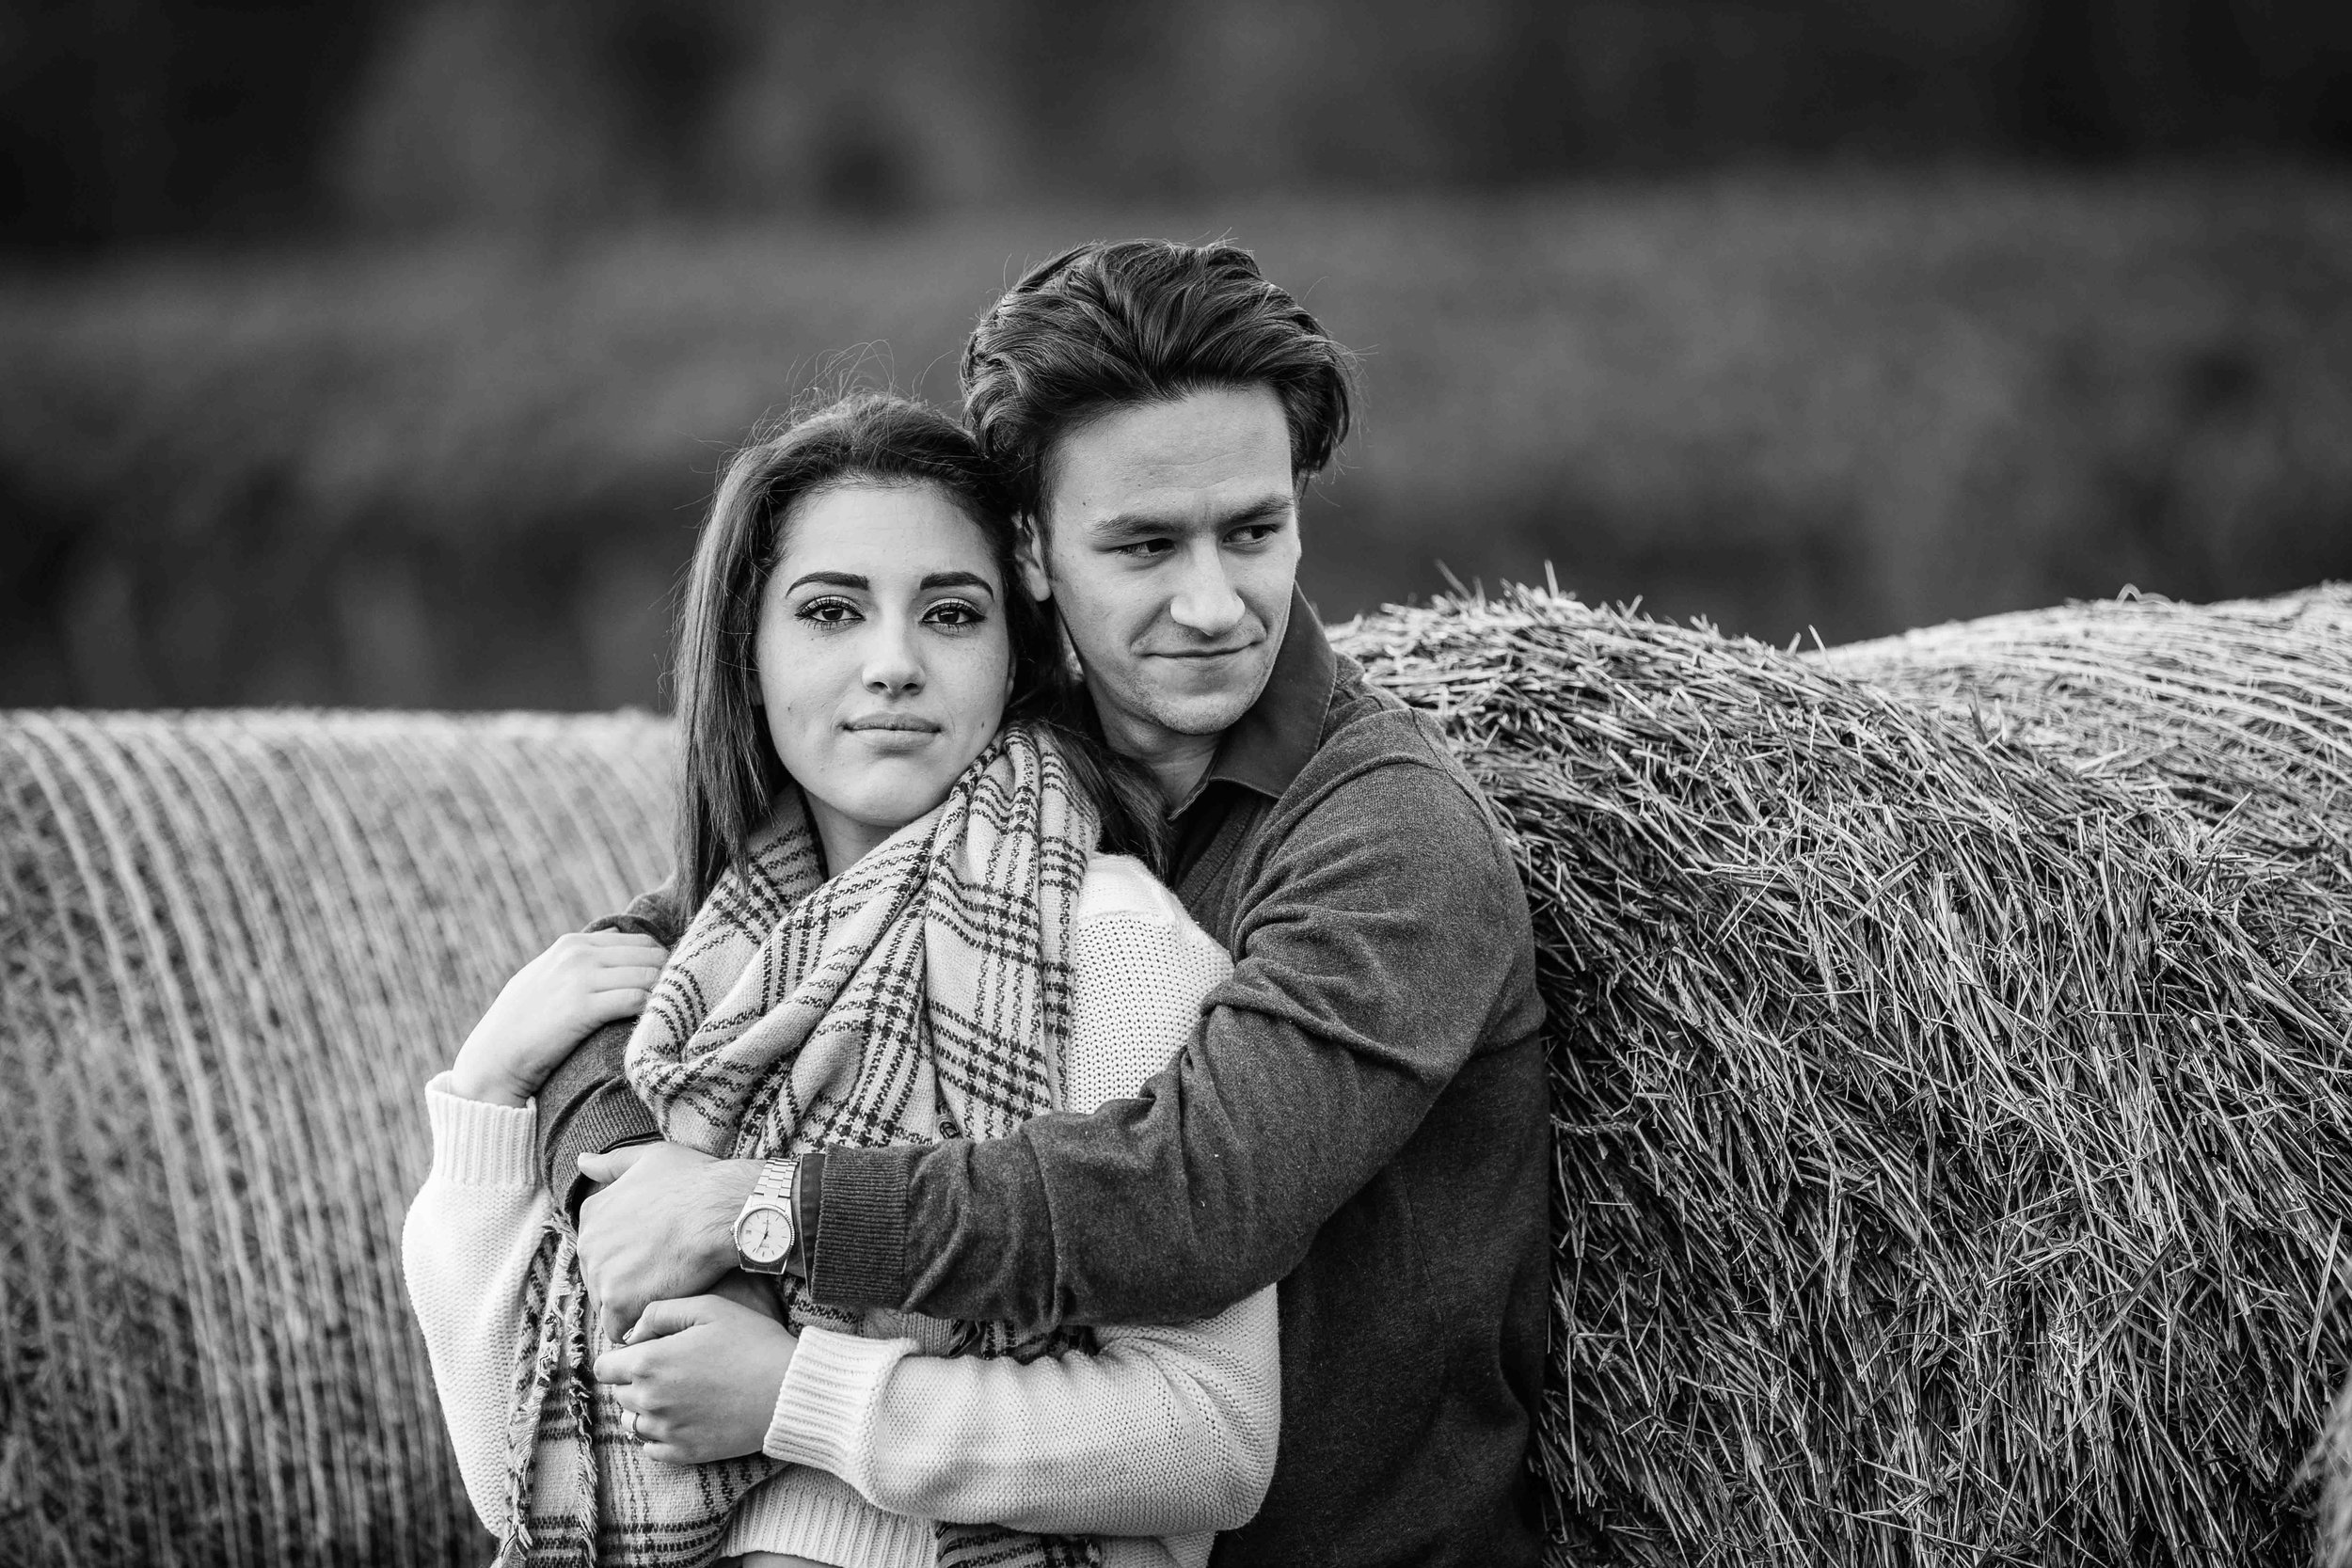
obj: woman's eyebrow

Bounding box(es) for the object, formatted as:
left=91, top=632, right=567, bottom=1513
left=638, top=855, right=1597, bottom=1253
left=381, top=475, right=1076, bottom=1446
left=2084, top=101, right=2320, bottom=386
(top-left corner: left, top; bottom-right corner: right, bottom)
left=919, top=571, right=996, bottom=595
left=784, top=571, right=867, bottom=593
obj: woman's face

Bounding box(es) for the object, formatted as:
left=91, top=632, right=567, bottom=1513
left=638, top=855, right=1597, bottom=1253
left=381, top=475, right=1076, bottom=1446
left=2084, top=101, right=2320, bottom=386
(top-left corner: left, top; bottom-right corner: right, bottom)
left=754, top=481, right=1014, bottom=867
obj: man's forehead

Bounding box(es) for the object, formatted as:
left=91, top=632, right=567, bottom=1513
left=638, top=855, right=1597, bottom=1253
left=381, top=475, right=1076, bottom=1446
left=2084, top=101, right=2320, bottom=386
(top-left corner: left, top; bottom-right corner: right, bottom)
left=1046, top=387, right=1292, bottom=519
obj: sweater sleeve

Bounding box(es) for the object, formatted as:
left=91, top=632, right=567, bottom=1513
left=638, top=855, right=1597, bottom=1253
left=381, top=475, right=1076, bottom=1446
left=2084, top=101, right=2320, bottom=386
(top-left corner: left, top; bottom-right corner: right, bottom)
left=400, top=1073, right=554, bottom=1536
left=759, top=885, right=1279, bottom=1544
left=809, top=755, right=1535, bottom=1327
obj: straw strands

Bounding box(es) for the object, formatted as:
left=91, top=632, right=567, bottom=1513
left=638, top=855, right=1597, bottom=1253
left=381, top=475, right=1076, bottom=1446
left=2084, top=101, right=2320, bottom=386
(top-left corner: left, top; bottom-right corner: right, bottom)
left=3, top=587, right=2347, bottom=1565
left=1329, top=583, right=2352, bottom=1566
left=0, top=709, right=671, bottom=1566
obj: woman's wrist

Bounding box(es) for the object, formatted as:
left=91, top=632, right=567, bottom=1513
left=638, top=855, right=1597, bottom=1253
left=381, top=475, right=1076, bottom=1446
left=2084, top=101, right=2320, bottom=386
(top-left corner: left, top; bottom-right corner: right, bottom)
left=448, top=1053, right=532, bottom=1107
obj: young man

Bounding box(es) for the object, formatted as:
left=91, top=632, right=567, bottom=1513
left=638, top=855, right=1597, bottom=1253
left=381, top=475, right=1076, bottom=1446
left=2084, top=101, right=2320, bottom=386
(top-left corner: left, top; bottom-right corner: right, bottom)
left=539, top=240, right=1550, bottom=1566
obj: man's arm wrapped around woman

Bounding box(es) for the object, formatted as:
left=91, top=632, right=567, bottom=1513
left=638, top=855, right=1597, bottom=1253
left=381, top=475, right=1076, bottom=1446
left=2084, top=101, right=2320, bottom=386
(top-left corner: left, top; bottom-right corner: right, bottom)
left=405, top=853, right=1278, bottom=1565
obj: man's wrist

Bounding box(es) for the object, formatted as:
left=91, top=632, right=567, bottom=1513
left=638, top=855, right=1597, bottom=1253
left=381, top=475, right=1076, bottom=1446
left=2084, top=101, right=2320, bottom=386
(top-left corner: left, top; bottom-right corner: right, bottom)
left=701, top=1158, right=767, bottom=1272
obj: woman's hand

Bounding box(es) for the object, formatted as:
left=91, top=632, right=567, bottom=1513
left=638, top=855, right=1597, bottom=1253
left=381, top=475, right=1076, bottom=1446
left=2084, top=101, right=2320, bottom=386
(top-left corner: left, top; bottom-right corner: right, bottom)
left=449, top=931, right=668, bottom=1106
left=594, top=1292, right=798, bottom=1465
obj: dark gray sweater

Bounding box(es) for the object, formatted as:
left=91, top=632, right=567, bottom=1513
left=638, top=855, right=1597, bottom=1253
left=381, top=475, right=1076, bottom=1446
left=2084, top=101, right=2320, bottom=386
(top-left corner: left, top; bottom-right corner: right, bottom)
left=538, top=606, right=1550, bottom=1568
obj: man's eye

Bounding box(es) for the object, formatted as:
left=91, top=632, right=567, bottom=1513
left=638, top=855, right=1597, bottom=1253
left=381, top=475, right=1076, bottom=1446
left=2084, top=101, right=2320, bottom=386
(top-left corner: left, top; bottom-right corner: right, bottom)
left=1229, top=523, right=1281, bottom=546
left=1115, top=538, right=1173, bottom=559
left=798, top=598, right=860, bottom=625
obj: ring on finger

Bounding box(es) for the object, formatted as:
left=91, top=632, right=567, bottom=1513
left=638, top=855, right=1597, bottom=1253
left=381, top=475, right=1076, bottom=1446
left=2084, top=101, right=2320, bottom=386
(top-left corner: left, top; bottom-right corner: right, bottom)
left=625, top=1408, right=644, bottom=1443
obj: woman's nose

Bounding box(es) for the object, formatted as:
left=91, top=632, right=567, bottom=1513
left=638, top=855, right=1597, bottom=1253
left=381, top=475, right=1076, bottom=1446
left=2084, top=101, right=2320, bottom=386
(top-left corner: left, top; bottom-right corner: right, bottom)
left=862, top=625, right=924, bottom=693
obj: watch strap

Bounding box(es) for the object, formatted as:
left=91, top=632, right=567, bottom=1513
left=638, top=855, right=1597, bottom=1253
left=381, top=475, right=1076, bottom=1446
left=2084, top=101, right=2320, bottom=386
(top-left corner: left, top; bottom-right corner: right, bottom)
left=733, top=1157, right=799, bottom=1274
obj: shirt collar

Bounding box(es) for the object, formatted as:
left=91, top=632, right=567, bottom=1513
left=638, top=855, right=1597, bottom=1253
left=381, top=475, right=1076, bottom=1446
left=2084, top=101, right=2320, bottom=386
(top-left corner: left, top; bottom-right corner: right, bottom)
left=1171, top=583, right=1337, bottom=815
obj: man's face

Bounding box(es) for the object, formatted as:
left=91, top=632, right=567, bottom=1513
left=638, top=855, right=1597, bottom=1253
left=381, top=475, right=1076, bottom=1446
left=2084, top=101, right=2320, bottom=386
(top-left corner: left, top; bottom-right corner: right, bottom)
left=1020, top=386, right=1300, bottom=766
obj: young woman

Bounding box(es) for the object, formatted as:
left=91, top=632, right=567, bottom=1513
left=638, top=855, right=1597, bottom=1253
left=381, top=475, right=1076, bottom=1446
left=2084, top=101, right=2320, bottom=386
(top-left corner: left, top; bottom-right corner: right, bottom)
left=402, top=393, right=1277, bottom=1568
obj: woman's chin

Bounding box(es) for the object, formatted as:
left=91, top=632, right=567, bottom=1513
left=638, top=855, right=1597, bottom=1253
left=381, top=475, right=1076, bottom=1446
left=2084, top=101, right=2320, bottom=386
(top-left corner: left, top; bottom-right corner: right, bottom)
left=824, top=769, right=965, bottom=838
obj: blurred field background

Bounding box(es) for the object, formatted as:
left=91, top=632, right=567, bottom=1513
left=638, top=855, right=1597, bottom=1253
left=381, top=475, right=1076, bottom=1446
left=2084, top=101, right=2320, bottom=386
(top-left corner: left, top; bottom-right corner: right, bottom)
left=4, top=0, right=2350, bottom=711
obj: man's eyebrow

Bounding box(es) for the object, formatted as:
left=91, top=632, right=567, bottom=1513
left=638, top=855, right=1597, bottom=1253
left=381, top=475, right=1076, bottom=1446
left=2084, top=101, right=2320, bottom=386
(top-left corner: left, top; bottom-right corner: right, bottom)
left=1087, top=495, right=1295, bottom=536
left=918, top=571, right=997, bottom=594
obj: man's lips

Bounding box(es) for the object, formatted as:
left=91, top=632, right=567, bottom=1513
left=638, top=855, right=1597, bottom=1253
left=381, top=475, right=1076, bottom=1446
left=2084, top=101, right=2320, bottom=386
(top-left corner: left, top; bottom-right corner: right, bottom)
left=1152, top=641, right=1261, bottom=661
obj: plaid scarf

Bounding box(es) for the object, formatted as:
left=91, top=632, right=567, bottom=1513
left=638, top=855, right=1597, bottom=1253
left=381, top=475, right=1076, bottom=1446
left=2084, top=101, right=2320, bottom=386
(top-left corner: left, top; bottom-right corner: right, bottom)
left=501, top=722, right=1102, bottom=1568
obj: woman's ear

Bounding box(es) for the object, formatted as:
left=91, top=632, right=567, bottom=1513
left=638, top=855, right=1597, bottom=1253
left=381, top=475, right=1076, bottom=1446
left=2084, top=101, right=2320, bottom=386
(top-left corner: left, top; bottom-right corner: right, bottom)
left=1015, top=516, right=1053, bottom=602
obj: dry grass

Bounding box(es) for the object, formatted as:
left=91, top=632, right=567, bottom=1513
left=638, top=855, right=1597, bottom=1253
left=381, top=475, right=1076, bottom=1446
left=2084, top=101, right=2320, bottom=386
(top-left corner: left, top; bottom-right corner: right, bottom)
left=1334, top=582, right=2352, bottom=1565
left=0, top=709, right=672, bottom=1565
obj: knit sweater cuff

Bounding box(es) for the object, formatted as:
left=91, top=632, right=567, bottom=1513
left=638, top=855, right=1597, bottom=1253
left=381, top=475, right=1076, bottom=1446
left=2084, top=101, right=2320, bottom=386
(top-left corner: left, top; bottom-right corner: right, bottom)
left=424, top=1072, right=539, bottom=1187
left=763, top=1324, right=914, bottom=1473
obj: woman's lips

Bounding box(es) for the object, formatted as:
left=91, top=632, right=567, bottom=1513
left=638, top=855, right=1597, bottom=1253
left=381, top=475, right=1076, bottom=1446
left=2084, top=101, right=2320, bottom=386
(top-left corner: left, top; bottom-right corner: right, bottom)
left=841, top=716, right=945, bottom=753
left=842, top=714, right=943, bottom=733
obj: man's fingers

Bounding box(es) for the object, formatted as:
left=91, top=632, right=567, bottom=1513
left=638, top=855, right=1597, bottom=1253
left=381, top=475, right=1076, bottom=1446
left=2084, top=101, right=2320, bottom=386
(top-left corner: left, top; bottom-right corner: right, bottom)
left=577, top=1142, right=656, bottom=1183
left=597, top=1304, right=630, bottom=1346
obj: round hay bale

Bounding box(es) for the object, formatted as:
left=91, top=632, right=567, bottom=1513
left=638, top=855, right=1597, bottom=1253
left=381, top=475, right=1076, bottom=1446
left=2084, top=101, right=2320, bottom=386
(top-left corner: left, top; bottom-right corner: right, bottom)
left=1329, top=583, right=2352, bottom=1567
left=0, top=709, right=670, bottom=1566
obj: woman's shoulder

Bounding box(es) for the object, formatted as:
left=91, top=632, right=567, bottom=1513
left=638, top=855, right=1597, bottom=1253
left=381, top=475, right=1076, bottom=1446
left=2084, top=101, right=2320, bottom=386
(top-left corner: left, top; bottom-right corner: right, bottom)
left=1063, top=855, right=1232, bottom=1108
left=1076, top=852, right=1188, bottom=926
left=1074, top=854, right=1227, bottom=960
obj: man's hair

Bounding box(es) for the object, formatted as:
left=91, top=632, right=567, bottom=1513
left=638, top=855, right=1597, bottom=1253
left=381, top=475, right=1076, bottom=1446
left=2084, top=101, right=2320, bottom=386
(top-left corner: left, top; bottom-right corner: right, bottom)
left=960, top=238, right=1357, bottom=521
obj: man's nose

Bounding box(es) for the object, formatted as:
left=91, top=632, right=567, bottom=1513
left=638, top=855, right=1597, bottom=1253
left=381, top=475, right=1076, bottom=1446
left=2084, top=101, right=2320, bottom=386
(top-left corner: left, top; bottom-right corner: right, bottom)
left=862, top=622, right=924, bottom=692
left=1167, top=546, right=1247, bottom=640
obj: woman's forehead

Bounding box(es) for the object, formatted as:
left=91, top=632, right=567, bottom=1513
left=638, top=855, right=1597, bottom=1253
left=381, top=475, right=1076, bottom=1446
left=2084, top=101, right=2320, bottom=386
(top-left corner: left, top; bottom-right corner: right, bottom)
left=778, top=481, right=1002, bottom=584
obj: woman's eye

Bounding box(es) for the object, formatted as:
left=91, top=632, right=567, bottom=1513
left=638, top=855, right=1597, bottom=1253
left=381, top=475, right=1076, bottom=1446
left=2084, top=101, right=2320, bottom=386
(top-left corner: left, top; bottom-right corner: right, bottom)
left=798, top=598, right=860, bottom=626
left=926, top=599, right=986, bottom=627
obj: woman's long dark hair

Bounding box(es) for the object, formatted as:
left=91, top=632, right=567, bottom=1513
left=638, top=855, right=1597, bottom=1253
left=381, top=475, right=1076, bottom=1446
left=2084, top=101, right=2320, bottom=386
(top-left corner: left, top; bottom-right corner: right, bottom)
left=670, top=390, right=1163, bottom=912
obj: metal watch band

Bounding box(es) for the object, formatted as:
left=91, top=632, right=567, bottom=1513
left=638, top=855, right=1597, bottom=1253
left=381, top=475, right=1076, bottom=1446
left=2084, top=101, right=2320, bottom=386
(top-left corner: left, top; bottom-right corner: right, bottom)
left=732, top=1156, right=798, bottom=1275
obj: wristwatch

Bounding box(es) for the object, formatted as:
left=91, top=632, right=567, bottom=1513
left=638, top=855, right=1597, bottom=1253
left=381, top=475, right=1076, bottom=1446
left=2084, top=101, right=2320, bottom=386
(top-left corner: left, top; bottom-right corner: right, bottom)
left=732, top=1157, right=799, bottom=1276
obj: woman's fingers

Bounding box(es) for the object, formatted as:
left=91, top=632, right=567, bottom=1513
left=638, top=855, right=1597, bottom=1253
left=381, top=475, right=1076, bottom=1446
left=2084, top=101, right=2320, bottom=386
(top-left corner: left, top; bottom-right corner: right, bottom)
left=627, top=1297, right=709, bottom=1343
left=573, top=929, right=667, bottom=952
left=593, top=1343, right=638, bottom=1386
left=583, top=988, right=650, bottom=1023
left=588, top=964, right=667, bottom=992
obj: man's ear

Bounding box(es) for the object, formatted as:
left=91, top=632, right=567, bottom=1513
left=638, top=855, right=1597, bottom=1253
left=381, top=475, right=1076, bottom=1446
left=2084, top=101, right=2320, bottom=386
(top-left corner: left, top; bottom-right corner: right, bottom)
left=1014, top=516, right=1053, bottom=602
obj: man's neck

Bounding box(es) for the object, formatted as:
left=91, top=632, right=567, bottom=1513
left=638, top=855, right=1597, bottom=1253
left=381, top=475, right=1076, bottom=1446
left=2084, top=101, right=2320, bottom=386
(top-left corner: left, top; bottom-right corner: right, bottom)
left=1133, top=732, right=1223, bottom=813
left=1091, top=698, right=1225, bottom=812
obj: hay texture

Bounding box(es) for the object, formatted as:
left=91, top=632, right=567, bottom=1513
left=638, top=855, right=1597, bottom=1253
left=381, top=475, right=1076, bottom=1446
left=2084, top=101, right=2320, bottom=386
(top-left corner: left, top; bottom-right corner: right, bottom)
left=0, top=710, right=671, bottom=1566
left=4, top=588, right=2348, bottom=1566
left=1328, top=583, right=2352, bottom=1567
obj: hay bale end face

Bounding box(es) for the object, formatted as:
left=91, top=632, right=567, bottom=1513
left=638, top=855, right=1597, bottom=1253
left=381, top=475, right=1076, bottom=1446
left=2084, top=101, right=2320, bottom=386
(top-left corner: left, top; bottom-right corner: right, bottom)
left=0, top=710, right=671, bottom=1566
left=3, top=589, right=2348, bottom=1566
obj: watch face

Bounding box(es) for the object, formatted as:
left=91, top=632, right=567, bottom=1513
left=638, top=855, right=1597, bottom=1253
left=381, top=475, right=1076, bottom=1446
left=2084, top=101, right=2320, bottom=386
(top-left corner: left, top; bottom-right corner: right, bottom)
left=738, top=1205, right=790, bottom=1266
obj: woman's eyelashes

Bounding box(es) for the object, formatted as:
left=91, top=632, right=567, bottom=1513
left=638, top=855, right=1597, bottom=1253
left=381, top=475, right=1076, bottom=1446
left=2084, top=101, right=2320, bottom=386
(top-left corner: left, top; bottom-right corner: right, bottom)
left=923, top=597, right=988, bottom=629
left=797, top=595, right=862, bottom=626
left=792, top=595, right=989, bottom=630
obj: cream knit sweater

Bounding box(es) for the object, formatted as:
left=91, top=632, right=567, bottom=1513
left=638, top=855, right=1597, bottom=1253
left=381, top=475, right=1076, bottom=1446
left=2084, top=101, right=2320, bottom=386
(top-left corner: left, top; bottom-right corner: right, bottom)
left=404, top=853, right=1278, bottom=1568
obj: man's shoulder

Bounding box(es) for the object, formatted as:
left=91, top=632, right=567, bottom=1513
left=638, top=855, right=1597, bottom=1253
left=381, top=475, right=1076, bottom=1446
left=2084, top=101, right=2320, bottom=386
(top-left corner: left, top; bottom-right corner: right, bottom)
left=1291, top=655, right=1508, bottom=845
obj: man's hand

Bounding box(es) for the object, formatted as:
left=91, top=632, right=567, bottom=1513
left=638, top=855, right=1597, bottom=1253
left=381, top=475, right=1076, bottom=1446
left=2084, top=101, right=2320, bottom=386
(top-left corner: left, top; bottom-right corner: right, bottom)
left=576, top=1143, right=763, bottom=1341
left=595, top=1293, right=796, bottom=1465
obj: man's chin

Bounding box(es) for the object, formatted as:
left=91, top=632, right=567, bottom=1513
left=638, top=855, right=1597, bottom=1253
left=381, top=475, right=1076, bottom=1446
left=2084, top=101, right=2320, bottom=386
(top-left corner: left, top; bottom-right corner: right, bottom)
left=1133, top=683, right=1262, bottom=739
